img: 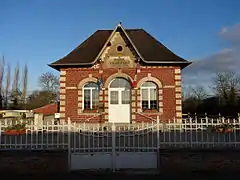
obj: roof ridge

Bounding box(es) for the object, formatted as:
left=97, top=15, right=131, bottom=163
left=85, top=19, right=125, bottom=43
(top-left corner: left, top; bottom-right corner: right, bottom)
left=96, top=28, right=143, bottom=31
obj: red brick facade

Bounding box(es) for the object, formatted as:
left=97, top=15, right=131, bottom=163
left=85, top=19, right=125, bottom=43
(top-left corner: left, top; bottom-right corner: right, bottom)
left=59, top=66, right=182, bottom=123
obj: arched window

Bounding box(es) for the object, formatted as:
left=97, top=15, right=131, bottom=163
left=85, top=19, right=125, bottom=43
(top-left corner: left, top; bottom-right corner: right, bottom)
left=83, top=82, right=99, bottom=110
left=109, top=78, right=131, bottom=89
left=109, top=78, right=131, bottom=105
left=141, top=81, right=158, bottom=110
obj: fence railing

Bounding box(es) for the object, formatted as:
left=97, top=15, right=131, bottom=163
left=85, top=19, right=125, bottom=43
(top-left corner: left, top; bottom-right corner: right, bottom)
left=1, top=116, right=240, bottom=150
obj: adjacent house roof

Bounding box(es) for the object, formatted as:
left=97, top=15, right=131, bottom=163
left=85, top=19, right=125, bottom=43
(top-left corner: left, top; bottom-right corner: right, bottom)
left=32, top=103, right=59, bottom=115
left=49, top=24, right=191, bottom=70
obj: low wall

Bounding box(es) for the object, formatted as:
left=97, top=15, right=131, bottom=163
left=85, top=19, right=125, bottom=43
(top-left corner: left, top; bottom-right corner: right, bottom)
left=159, top=148, right=240, bottom=173
left=0, top=150, right=68, bottom=174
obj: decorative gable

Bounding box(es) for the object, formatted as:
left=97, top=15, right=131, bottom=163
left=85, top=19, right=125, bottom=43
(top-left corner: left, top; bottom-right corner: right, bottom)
left=99, top=26, right=139, bottom=69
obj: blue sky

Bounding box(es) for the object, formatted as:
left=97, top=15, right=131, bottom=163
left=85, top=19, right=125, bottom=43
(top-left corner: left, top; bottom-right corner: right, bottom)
left=0, top=0, right=239, bottom=92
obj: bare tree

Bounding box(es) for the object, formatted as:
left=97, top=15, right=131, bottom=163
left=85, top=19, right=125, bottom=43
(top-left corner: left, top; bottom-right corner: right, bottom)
left=21, top=64, right=28, bottom=104
left=26, top=90, right=57, bottom=109
left=10, top=63, right=22, bottom=109
left=12, top=62, right=20, bottom=92
left=191, top=86, right=208, bottom=101
left=182, top=85, right=208, bottom=114
left=212, top=71, right=240, bottom=106
left=38, top=72, right=59, bottom=92
left=4, top=63, right=11, bottom=108
left=182, top=85, right=192, bottom=101
left=0, top=56, right=5, bottom=109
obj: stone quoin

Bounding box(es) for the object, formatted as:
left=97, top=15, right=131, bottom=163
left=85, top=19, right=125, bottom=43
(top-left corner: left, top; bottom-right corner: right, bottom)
left=48, top=23, right=191, bottom=123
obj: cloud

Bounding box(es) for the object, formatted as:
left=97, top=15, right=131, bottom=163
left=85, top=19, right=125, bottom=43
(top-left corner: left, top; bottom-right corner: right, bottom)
left=182, top=24, right=240, bottom=89
left=183, top=48, right=238, bottom=74
left=219, top=24, right=240, bottom=44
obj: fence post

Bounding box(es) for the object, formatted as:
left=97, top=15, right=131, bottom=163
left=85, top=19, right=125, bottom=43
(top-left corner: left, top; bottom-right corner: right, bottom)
left=0, top=118, right=1, bottom=134
left=67, top=117, right=71, bottom=172
left=156, top=115, right=160, bottom=173
left=111, top=122, right=116, bottom=172
left=157, top=116, right=160, bottom=149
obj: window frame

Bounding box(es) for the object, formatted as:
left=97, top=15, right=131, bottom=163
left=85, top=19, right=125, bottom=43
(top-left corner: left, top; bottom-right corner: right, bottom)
left=82, top=82, right=99, bottom=110
left=140, top=81, right=158, bottom=111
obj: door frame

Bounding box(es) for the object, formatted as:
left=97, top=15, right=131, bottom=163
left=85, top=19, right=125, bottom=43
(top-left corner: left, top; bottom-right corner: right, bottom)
left=108, top=78, right=132, bottom=123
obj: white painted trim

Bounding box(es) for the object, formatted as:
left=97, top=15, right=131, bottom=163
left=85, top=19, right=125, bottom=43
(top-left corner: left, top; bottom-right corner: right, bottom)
left=163, top=85, right=175, bottom=88
left=108, top=77, right=131, bottom=123
left=66, top=87, right=77, bottom=90
left=82, top=83, right=98, bottom=110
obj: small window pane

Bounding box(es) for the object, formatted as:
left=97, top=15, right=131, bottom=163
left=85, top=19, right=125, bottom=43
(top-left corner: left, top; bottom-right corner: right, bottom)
left=150, top=100, right=157, bottom=109
left=110, top=78, right=131, bottom=89
left=84, top=82, right=98, bottom=88
left=141, top=89, right=148, bottom=100
left=122, top=90, right=130, bottom=104
left=92, top=89, right=99, bottom=109
left=150, top=89, right=157, bottom=100
left=84, top=89, right=91, bottom=109
left=142, top=101, right=149, bottom=110
left=110, top=91, right=118, bottom=104
left=142, top=81, right=156, bottom=88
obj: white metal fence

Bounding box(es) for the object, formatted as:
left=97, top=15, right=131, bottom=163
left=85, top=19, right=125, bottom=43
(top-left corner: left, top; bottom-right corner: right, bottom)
left=1, top=115, right=240, bottom=150
left=0, top=118, right=68, bottom=149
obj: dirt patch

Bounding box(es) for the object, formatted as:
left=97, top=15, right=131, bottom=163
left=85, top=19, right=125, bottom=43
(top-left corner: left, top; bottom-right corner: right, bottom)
left=159, top=148, right=240, bottom=173
left=0, top=150, right=68, bottom=174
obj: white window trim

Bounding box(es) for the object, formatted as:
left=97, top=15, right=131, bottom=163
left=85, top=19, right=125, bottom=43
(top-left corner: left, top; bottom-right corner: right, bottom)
left=140, top=85, right=158, bottom=110
left=82, top=85, right=98, bottom=110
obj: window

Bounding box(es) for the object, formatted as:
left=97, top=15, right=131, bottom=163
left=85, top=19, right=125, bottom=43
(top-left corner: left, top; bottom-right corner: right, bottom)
left=83, top=82, right=99, bottom=110
left=110, top=91, right=118, bottom=104
left=109, top=78, right=131, bottom=89
left=109, top=78, right=131, bottom=105
left=141, top=81, right=158, bottom=110
left=116, top=45, right=123, bottom=52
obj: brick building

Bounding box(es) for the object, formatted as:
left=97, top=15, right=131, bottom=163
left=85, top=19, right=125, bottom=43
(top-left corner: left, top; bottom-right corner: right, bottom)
left=49, top=23, right=191, bottom=123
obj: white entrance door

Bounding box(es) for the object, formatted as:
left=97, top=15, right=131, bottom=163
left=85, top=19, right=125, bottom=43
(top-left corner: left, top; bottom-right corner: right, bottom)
left=109, top=78, right=131, bottom=123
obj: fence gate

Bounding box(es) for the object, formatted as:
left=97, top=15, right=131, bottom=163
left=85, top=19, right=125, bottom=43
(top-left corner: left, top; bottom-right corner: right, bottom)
left=69, top=122, right=159, bottom=171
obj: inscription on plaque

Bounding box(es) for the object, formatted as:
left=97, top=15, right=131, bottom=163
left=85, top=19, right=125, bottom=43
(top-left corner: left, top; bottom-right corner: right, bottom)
left=104, top=56, right=136, bottom=68
left=109, top=56, right=130, bottom=65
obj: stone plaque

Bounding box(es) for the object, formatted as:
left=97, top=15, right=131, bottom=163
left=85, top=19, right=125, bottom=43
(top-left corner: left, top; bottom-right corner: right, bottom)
left=103, top=56, right=136, bottom=68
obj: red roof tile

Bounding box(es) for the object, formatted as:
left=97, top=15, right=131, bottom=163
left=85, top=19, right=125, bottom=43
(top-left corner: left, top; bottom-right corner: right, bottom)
left=33, top=103, right=58, bottom=115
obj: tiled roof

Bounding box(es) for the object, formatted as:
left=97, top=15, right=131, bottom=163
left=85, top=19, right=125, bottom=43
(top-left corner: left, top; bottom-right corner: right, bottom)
left=49, top=27, right=191, bottom=70
left=32, top=103, right=58, bottom=115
